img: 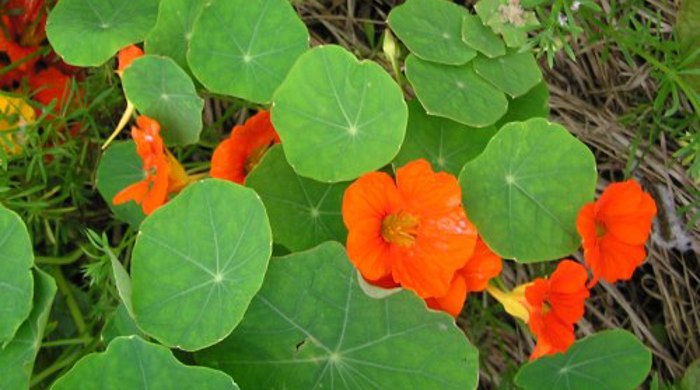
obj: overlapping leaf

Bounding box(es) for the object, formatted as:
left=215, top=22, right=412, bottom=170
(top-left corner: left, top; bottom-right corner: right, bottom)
left=459, top=118, right=596, bottom=262
left=245, top=145, right=349, bottom=252
left=196, top=242, right=480, bottom=389
left=461, top=14, right=505, bottom=58
left=52, top=336, right=239, bottom=389
left=272, top=45, right=408, bottom=182
left=95, top=141, right=146, bottom=227
left=131, top=179, right=272, bottom=351
left=473, top=49, right=542, bottom=97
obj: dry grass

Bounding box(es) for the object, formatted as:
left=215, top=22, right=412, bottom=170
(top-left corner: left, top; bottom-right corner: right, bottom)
left=295, top=0, right=699, bottom=387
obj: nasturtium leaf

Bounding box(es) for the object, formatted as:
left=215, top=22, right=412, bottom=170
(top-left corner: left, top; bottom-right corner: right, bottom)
left=682, top=359, right=700, bottom=390
left=196, top=242, right=480, bottom=389
left=0, top=269, right=56, bottom=390
left=131, top=179, right=272, bottom=351
left=95, top=141, right=146, bottom=227
left=474, top=0, right=540, bottom=48
left=245, top=145, right=349, bottom=252
left=405, top=54, right=508, bottom=127
left=0, top=204, right=34, bottom=344
left=473, top=49, right=542, bottom=98
left=52, top=336, right=239, bottom=390
left=515, top=330, right=652, bottom=390
left=46, top=0, right=160, bottom=66
left=102, top=303, right=145, bottom=344
left=144, top=0, right=207, bottom=74
left=109, top=248, right=133, bottom=315
left=387, top=0, right=476, bottom=65
left=495, top=81, right=549, bottom=127
left=459, top=118, right=596, bottom=262
left=187, top=0, right=309, bottom=103
left=272, top=45, right=408, bottom=182
left=394, top=100, right=497, bottom=175
left=122, top=55, right=204, bottom=146
left=461, top=14, right=506, bottom=58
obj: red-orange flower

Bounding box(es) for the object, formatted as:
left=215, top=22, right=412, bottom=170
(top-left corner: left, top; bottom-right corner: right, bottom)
left=342, top=159, right=478, bottom=298
left=525, top=260, right=590, bottom=360
left=210, top=110, right=280, bottom=184
left=426, top=237, right=503, bottom=317
left=576, top=180, right=657, bottom=286
left=113, top=116, right=190, bottom=215
left=117, top=45, right=144, bottom=76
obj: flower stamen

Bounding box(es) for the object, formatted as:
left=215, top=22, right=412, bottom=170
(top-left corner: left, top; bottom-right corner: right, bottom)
left=381, top=212, right=419, bottom=247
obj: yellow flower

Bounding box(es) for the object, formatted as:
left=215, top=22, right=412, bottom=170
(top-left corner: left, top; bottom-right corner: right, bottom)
left=0, top=95, right=34, bottom=156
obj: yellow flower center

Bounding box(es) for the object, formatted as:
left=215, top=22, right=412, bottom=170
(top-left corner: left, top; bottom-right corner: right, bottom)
left=542, top=300, right=552, bottom=315
left=381, top=212, right=419, bottom=247
left=595, top=222, right=606, bottom=238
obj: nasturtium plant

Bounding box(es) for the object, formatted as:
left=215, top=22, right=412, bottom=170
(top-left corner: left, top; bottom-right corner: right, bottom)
left=187, top=0, right=309, bottom=104
left=95, top=141, right=146, bottom=227
left=459, top=118, right=597, bottom=262
left=515, top=330, right=652, bottom=390
left=144, top=0, right=208, bottom=75
left=102, top=303, right=145, bottom=344
left=46, top=0, right=160, bottom=66
left=245, top=145, right=349, bottom=252
left=405, top=54, right=508, bottom=127
left=131, top=179, right=272, bottom=351
left=495, top=81, right=550, bottom=127
left=474, top=0, right=540, bottom=48
left=0, top=204, right=34, bottom=344
left=52, top=336, right=239, bottom=390
left=461, top=14, right=506, bottom=58
left=387, top=0, right=476, bottom=65
left=394, top=100, right=497, bottom=175
left=473, top=49, right=542, bottom=98
left=196, top=242, right=480, bottom=389
left=0, top=269, right=56, bottom=390
left=272, top=45, right=408, bottom=182
left=122, top=55, right=204, bottom=146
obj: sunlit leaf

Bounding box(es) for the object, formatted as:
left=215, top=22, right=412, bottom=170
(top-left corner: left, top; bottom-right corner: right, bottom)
left=245, top=145, right=349, bottom=252
left=461, top=14, right=505, bottom=58
left=52, top=336, right=239, bottom=389
left=46, top=0, right=160, bottom=66
left=459, top=118, right=596, bottom=262
left=95, top=141, right=146, bottom=227
left=188, top=0, right=309, bottom=103
left=473, top=49, right=542, bottom=97
left=272, top=45, right=408, bottom=182
left=196, top=242, right=480, bottom=389
left=131, top=179, right=272, bottom=351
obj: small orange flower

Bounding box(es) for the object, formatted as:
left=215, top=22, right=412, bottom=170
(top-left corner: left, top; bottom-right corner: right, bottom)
left=117, top=45, right=144, bottom=76
left=576, top=180, right=657, bottom=286
left=342, top=159, right=478, bottom=298
left=525, top=260, right=590, bottom=360
left=426, top=237, right=503, bottom=317
left=113, top=116, right=190, bottom=215
left=210, top=110, right=280, bottom=184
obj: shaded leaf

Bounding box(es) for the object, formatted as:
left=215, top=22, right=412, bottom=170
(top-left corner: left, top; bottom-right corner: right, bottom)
left=95, top=141, right=146, bottom=227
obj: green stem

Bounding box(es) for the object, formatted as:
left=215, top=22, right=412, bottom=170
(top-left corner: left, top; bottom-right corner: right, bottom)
left=30, top=339, right=100, bottom=388
left=41, top=337, right=93, bottom=348
left=50, top=267, right=87, bottom=335
left=35, top=248, right=83, bottom=265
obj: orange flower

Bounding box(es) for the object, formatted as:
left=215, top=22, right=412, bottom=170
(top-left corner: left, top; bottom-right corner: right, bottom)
left=576, top=180, right=657, bottom=286
left=342, top=159, right=478, bottom=298
left=426, top=237, right=503, bottom=317
left=210, top=110, right=280, bottom=184
left=525, top=260, right=590, bottom=360
left=113, top=116, right=190, bottom=215
left=117, top=45, right=144, bottom=76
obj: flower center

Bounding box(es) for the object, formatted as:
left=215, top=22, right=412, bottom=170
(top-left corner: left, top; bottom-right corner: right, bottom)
left=542, top=300, right=552, bottom=315
left=595, top=222, right=606, bottom=238
left=381, top=212, right=419, bottom=247
left=244, top=144, right=271, bottom=174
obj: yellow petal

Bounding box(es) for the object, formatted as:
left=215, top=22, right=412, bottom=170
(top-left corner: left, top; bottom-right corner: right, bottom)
left=486, top=282, right=533, bottom=323
left=0, top=95, right=35, bottom=155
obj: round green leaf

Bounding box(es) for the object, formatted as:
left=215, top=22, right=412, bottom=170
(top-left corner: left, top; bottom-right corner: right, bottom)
left=245, top=145, right=349, bottom=252
left=131, top=179, right=272, bottom=351
left=123, top=55, right=204, bottom=146
left=459, top=118, right=596, bottom=262
left=0, top=205, right=34, bottom=344
left=52, top=336, right=238, bottom=390
left=145, top=0, right=208, bottom=74
left=102, top=303, right=145, bottom=345
left=0, top=269, right=56, bottom=390
left=272, top=45, right=408, bottom=182
left=187, top=0, right=309, bottom=103
left=461, top=14, right=505, bottom=58
left=515, top=330, right=652, bottom=390
left=395, top=100, right=497, bottom=175
left=46, top=0, right=160, bottom=66
left=95, top=141, right=146, bottom=227
left=495, top=81, right=549, bottom=128
left=387, top=0, right=476, bottom=65
left=196, top=242, right=479, bottom=389
left=473, top=49, right=543, bottom=97
left=405, top=53, right=508, bottom=127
